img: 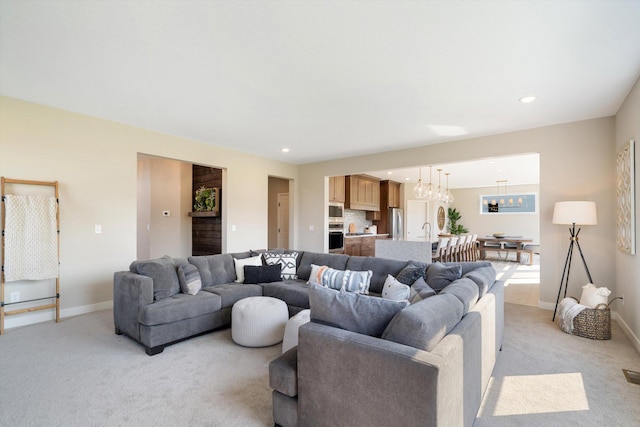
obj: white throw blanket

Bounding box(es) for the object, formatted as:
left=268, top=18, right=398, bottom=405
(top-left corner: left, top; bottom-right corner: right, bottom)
left=558, top=297, right=587, bottom=334
left=4, top=195, right=59, bottom=281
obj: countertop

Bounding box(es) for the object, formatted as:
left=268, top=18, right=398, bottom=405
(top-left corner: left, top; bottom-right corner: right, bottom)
left=344, top=233, right=389, bottom=238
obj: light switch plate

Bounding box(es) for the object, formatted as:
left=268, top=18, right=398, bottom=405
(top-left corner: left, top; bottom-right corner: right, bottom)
left=162, top=211, right=170, bottom=217
left=95, top=224, right=102, bottom=234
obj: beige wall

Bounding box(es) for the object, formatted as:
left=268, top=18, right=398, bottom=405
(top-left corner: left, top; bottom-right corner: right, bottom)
left=298, top=117, right=616, bottom=315
left=615, top=75, right=640, bottom=352
left=138, top=155, right=193, bottom=260
left=0, top=96, right=297, bottom=329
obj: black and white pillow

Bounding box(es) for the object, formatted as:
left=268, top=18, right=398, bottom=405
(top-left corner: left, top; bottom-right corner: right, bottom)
left=263, top=251, right=299, bottom=280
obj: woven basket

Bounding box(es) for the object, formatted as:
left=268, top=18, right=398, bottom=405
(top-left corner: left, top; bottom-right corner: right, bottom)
left=573, top=302, right=611, bottom=340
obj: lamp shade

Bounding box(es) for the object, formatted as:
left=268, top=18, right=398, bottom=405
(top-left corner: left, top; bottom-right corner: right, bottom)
left=552, top=201, right=597, bottom=225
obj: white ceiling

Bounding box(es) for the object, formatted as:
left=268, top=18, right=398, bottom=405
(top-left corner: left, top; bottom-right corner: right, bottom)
left=366, top=153, right=540, bottom=190
left=1, top=1, right=639, bottom=171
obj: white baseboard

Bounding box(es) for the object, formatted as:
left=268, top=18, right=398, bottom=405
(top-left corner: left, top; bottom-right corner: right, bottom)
left=612, top=310, right=640, bottom=355
left=3, top=300, right=113, bottom=331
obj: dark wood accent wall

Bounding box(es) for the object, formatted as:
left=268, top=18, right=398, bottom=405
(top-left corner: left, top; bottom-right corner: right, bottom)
left=192, top=165, right=222, bottom=255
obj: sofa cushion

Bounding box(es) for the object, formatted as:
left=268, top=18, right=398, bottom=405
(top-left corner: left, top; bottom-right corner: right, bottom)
left=139, top=291, right=222, bottom=326
left=261, top=281, right=311, bottom=310
left=439, top=277, right=479, bottom=315
left=177, top=263, right=202, bottom=295
left=381, top=274, right=411, bottom=302
left=297, top=252, right=349, bottom=281
left=201, top=283, right=263, bottom=308
left=263, top=252, right=299, bottom=280
left=243, top=264, right=282, bottom=284
left=395, top=264, right=427, bottom=285
left=409, top=276, right=436, bottom=303
left=382, top=293, right=464, bottom=352
left=134, top=255, right=180, bottom=301
left=462, top=265, right=497, bottom=298
left=308, top=283, right=407, bottom=338
left=345, top=256, right=409, bottom=294
left=426, top=262, right=462, bottom=292
left=269, top=346, right=299, bottom=397
left=233, top=255, right=263, bottom=283
left=188, top=254, right=236, bottom=287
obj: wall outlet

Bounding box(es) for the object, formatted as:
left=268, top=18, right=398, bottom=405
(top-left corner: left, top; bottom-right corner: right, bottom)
left=94, top=224, right=102, bottom=234
left=10, top=292, right=20, bottom=303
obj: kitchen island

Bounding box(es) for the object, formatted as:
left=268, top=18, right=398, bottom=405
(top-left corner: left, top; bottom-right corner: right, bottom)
left=343, top=233, right=388, bottom=256
left=375, top=239, right=432, bottom=263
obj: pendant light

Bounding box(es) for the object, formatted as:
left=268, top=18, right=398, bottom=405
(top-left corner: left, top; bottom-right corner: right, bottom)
left=445, top=172, right=454, bottom=204
left=413, top=167, right=428, bottom=198
left=436, top=168, right=444, bottom=202
left=426, top=166, right=435, bottom=200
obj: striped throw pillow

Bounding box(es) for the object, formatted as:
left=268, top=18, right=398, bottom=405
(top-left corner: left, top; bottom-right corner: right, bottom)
left=177, top=264, right=202, bottom=295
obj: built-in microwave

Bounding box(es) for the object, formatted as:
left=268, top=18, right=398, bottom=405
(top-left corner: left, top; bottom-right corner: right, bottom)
left=329, top=202, right=344, bottom=223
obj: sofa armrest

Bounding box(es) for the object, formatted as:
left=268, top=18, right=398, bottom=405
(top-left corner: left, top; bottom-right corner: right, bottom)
left=297, top=322, right=450, bottom=427
left=113, top=271, right=154, bottom=340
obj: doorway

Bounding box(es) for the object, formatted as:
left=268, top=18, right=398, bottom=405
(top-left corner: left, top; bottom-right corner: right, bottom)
left=268, top=176, right=292, bottom=249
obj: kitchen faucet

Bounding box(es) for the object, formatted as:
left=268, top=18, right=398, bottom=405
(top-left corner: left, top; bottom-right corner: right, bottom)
left=422, top=222, right=432, bottom=242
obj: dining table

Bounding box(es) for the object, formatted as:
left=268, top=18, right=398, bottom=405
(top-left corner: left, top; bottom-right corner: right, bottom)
left=476, top=236, right=534, bottom=265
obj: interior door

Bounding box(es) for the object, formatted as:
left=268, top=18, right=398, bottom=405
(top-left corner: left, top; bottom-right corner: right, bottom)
left=406, top=200, right=429, bottom=242
left=277, top=193, right=289, bottom=249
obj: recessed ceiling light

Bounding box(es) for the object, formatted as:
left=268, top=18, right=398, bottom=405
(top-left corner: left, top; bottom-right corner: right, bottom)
left=519, top=96, right=536, bottom=103
left=405, top=177, right=411, bottom=181
left=281, top=147, right=290, bottom=153
left=387, top=171, right=393, bottom=175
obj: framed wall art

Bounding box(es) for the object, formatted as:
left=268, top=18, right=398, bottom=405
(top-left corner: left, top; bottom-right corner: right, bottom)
left=616, top=139, right=636, bottom=255
left=479, top=192, right=537, bottom=214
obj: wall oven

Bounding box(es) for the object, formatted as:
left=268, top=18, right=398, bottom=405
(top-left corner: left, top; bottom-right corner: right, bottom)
left=328, top=222, right=344, bottom=253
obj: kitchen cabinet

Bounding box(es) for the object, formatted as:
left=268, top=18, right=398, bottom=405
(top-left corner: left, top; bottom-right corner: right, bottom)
left=328, top=175, right=345, bottom=203
left=344, top=235, right=377, bottom=257
left=345, top=237, right=361, bottom=256
left=345, top=175, right=380, bottom=211
left=387, top=181, right=401, bottom=208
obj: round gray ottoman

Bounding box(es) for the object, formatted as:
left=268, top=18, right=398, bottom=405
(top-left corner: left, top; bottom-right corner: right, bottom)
left=232, top=296, right=289, bottom=347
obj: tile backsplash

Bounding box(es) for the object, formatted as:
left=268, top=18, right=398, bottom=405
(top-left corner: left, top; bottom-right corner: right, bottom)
left=344, top=209, right=372, bottom=233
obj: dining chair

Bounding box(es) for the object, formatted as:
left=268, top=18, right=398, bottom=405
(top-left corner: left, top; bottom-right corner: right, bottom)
left=445, top=236, right=459, bottom=262
left=432, top=237, right=449, bottom=262
left=470, top=234, right=478, bottom=261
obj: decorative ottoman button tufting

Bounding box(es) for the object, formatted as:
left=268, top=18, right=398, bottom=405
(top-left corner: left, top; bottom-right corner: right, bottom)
left=232, top=296, right=289, bottom=347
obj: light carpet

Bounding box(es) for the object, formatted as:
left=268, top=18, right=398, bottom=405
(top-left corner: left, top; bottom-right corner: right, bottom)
left=1, top=302, right=639, bottom=426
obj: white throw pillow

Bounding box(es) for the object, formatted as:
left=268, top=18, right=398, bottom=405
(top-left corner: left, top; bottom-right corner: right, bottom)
left=233, top=255, right=263, bottom=283
left=307, top=264, right=328, bottom=285
left=382, top=274, right=411, bottom=302
left=579, top=283, right=611, bottom=308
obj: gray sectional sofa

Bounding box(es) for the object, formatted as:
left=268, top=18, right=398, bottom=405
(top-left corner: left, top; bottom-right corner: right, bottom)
left=113, top=249, right=503, bottom=427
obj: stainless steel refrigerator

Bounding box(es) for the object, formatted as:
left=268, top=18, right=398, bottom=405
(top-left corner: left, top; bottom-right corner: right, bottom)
left=389, top=208, right=404, bottom=240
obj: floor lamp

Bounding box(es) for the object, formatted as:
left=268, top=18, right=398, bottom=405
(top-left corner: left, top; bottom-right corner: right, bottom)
left=552, top=201, right=597, bottom=321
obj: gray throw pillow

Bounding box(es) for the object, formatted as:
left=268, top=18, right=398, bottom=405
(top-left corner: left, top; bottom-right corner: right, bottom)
left=409, top=276, right=436, bottom=303
left=308, top=283, right=407, bottom=337
left=136, top=255, right=180, bottom=301
left=426, top=262, right=462, bottom=292
left=177, top=263, right=202, bottom=295
left=382, top=293, right=464, bottom=352
left=395, top=264, right=426, bottom=285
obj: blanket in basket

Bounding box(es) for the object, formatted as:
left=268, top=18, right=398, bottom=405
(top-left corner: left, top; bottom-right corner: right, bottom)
left=558, top=297, right=586, bottom=334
